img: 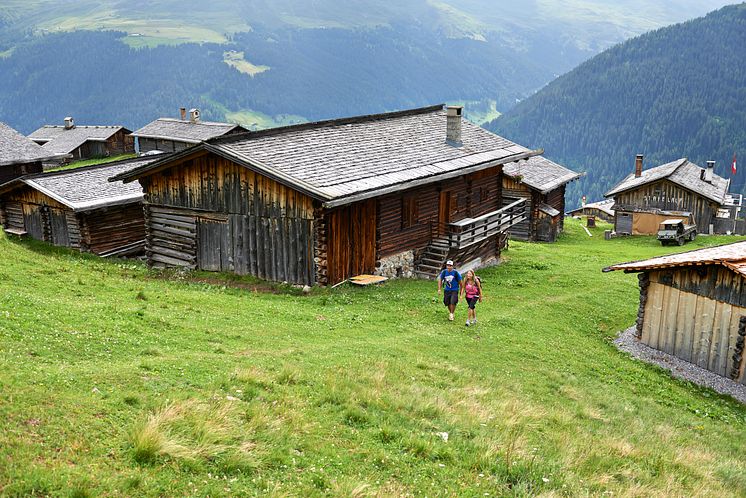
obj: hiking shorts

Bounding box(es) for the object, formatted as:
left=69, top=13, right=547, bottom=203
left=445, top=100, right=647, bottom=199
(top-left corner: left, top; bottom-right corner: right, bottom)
left=443, top=290, right=459, bottom=306
left=466, top=297, right=479, bottom=310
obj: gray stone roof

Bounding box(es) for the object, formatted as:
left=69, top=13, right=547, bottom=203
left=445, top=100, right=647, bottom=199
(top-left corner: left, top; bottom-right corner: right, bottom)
left=605, top=158, right=729, bottom=204
left=502, top=155, right=582, bottom=194
left=0, top=156, right=159, bottom=212
left=0, top=122, right=64, bottom=166
left=132, top=118, right=245, bottom=144
left=568, top=198, right=616, bottom=217
left=114, top=105, right=540, bottom=207
left=28, top=125, right=128, bottom=155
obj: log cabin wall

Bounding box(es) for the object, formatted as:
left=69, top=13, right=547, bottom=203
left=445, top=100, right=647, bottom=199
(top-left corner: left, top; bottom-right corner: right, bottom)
left=1, top=186, right=67, bottom=242
left=614, top=180, right=719, bottom=232
left=138, top=137, right=193, bottom=154
left=641, top=266, right=746, bottom=384
left=140, top=152, right=316, bottom=285
left=81, top=204, right=145, bottom=255
left=0, top=161, right=43, bottom=185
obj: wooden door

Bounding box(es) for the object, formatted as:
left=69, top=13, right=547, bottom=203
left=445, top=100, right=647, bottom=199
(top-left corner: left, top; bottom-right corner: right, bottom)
left=197, top=216, right=234, bottom=272
left=326, top=200, right=377, bottom=284
left=49, top=208, right=70, bottom=247
left=23, top=205, right=45, bottom=240
left=617, top=212, right=633, bottom=235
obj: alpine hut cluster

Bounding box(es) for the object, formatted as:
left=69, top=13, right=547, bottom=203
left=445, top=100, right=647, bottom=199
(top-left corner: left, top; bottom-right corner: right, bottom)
left=29, top=118, right=134, bottom=164
left=605, top=242, right=746, bottom=385
left=112, top=105, right=577, bottom=286
left=0, top=122, right=67, bottom=184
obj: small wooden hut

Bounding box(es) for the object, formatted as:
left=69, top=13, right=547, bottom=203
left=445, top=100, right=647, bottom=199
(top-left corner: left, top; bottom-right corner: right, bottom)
left=605, top=155, right=729, bottom=235
left=132, top=109, right=247, bottom=154
left=0, top=156, right=158, bottom=255
left=605, top=242, right=746, bottom=384
left=0, top=122, right=66, bottom=184
left=113, top=105, right=541, bottom=285
left=29, top=118, right=133, bottom=163
left=502, top=156, right=581, bottom=242
left=567, top=199, right=615, bottom=223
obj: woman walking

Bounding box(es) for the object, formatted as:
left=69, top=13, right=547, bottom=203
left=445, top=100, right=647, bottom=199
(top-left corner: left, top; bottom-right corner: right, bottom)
left=460, top=270, right=483, bottom=327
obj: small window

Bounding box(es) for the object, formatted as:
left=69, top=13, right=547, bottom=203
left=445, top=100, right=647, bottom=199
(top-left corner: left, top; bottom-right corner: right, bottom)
left=402, top=196, right=418, bottom=229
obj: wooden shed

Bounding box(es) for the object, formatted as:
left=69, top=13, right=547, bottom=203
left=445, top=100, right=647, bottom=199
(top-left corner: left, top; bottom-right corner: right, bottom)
left=605, top=155, right=730, bottom=235
left=567, top=199, right=615, bottom=223
left=605, top=242, right=746, bottom=385
left=132, top=109, right=247, bottom=154
left=0, top=156, right=158, bottom=255
left=29, top=118, right=134, bottom=164
left=502, top=156, right=581, bottom=242
left=0, top=122, right=66, bottom=184
left=112, top=105, right=541, bottom=286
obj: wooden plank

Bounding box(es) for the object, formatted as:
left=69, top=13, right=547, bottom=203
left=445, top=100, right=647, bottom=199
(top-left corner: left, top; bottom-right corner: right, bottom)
left=642, top=282, right=664, bottom=348
left=661, top=286, right=680, bottom=355
left=716, top=303, right=733, bottom=376
left=707, top=302, right=724, bottom=374
left=674, top=291, right=697, bottom=362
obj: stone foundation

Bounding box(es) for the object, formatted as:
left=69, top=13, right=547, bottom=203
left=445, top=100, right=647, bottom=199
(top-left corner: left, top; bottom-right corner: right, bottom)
left=376, top=250, right=415, bottom=279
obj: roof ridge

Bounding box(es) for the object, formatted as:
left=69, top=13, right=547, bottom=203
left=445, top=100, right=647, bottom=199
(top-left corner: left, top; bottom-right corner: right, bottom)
left=155, top=118, right=238, bottom=126
left=209, top=104, right=445, bottom=145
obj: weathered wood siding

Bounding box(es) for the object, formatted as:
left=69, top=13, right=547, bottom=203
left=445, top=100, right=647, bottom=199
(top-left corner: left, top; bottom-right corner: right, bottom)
left=0, top=161, right=43, bottom=185
left=81, top=204, right=146, bottom=255
left=641, top=266, right=746, bottom=383
left=377, top=167, right=502, bottom=257
left=502, top=178, right=565, bottom=242
left=138, top=137, right=193, bottom=154
left=140, top=152, right=316, bottom=284
left=323, top=200, right=377, bottom=284
left=614, top=179, right=719, bottom=234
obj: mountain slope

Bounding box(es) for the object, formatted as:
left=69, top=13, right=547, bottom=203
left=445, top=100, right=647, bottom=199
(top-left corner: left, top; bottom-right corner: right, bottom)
left=489, top=3, right=746, bottom=207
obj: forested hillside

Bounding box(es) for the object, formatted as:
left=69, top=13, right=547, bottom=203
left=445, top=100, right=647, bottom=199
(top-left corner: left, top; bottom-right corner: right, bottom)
left=0, top=0, right=732, bottom=134
left=490, top=3, right=746, bottom=207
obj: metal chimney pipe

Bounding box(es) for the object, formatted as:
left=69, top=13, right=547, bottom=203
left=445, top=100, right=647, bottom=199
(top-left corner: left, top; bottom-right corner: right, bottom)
left=635, top=154, right=643, bottom=178
left=446, top=105, right=463, bottom=146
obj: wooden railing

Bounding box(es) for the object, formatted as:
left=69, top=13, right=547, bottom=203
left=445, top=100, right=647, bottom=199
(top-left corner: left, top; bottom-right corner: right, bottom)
left=444, top=198, right=528, bottom=249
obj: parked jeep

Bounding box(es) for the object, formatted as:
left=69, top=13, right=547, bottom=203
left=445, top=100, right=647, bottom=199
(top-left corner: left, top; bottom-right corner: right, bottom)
left=657, top=219, right=697, bottom=246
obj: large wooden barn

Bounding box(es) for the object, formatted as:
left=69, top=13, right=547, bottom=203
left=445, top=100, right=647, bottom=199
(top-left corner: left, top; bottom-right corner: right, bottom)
left=502, top=156, right=581, bottom=242
left=605, top=155, right=729, bottom=235
left=605, top=242, right=746, bottom=385
left=29, top=118, right=134, bottom=163
left=113, top=105, right=542, bottom=285
left=0, top=156, right=158, bottom=255
left=0, top=122, right=66, bottom=184
left=132, top=109, right=247, bottom=154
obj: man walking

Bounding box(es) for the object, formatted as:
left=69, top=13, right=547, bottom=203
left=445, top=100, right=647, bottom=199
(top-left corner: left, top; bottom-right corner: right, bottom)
left=437, top=260, right=462, bottom=321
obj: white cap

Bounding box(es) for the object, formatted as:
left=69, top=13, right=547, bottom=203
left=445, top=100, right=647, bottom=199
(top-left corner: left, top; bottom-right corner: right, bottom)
left=446, top=260, right=454, bottom=265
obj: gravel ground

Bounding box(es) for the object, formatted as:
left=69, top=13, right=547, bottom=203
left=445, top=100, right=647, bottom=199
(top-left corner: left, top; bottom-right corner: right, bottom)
left=614, top=326, right=746, bottom=404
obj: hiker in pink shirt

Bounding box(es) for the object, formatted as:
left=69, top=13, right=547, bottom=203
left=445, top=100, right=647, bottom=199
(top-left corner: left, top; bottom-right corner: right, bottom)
left=460, top=269, right=483, bottom=327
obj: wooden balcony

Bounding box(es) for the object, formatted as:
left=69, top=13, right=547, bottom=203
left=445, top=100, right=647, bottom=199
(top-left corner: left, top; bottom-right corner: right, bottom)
left=444, top=198, right=528, bottom=249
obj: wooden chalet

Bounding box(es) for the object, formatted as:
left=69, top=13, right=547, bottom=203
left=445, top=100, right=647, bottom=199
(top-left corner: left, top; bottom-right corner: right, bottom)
left=29, top=117, right=134, bottom=163
left=605, top=155, right=729, bottom=235
left=605, top=242, right=746, bottom=385
left=502, top=156, right=581, bottom=242
left=567, top=199, right=615, bottom=223
left=132, top=108, right=247, bottom=154
left=0, top=156, right=158, bottom=256
left=0, top=122, right=67, bottom=184
left=112, top=105, right=543, bottom=286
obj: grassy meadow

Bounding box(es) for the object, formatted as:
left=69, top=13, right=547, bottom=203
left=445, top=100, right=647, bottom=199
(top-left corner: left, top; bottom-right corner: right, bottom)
left=0, top=218, right=745, bottom=496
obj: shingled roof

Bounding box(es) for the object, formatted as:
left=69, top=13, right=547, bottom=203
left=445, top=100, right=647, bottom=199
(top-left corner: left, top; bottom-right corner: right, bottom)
left=29, top=125, right=130, bottom=155
left=502, top=155, right=582, bottom=194
left=567, top=198, right=616, bottom=217
left=605, top=158, right=729, bottom=204
left=0, top=156, right=159, bottom=212
left=604, top=240, right=746, bottom=276
left=114, top=105, right=541, bottom=207
left=0, top=122, right=65, bottom=166
left=132, top=118, right=246, bottom=144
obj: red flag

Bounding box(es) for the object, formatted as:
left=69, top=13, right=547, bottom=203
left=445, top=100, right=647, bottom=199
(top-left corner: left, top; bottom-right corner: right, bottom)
left=733, top=153, right=738, bottom=175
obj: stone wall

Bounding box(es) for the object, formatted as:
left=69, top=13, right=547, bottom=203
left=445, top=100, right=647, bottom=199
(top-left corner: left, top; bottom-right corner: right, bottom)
left=376, top=250, right=415, bottom=278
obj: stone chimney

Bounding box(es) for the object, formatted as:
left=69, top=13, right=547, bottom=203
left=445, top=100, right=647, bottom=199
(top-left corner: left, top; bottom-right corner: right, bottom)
left=189, top=108, right=201, bottom=124
left=180, top=107, right=187, bottom=120
left=446, top=105, right=463, bottom=146
left=705, top=160, right=715, bottom=183
left=64, top=117, right=75, bottom=130
left=635, top=154, right=643, bottom=178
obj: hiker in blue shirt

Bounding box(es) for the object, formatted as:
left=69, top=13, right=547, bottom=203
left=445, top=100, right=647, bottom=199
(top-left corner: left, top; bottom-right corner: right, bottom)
left=437, top=260, right=462, bottom=322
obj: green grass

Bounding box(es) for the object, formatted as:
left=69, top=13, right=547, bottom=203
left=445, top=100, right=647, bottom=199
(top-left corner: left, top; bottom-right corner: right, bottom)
left=46, top=154, right=137, bottom=172
left=1, top=218, right=745, bottom=496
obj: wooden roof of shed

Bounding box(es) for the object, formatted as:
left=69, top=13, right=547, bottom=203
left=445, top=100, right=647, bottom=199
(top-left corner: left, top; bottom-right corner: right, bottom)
left=0, top=156, right=159, bottom=212
left=604, top=158, right=729, bottom=204
left=0, top=122, right=66, bottom=166
left=603, top=241, right=746, bottom=276
left=113, top=105, right=542, bottom=207
left=502, top=155, right=582, bottom=194
left=29, top=125, right=130, bottom=155
left=567, top=198, right=615, bottom=217
left=131, top=118, right=245, bottom=143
